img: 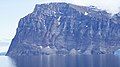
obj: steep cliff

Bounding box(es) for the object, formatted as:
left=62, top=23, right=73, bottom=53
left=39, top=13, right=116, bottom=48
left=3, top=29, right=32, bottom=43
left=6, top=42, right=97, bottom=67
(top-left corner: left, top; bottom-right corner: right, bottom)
left=7, top=3, right=120, bottom=56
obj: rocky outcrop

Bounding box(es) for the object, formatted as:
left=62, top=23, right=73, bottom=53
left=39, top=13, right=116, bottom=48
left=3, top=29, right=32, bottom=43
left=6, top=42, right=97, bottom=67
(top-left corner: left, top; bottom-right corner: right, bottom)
left=6, top=3, right=120, bottom=56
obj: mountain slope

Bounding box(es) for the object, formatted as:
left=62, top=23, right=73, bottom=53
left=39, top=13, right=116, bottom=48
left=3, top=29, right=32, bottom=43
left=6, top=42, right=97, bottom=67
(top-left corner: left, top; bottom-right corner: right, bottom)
left=7, top=3, right=120, bottom=56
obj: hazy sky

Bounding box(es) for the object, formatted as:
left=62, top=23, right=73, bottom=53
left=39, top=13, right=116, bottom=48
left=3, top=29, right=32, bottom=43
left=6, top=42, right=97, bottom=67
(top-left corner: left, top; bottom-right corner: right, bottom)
left=0, top=0, right=120, bottom=52
left=0, top=0, right=41, bottom=52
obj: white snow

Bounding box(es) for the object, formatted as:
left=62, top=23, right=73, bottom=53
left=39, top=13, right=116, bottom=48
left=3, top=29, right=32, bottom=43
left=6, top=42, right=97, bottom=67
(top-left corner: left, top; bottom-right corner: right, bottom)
left=86, top=25, right=88, bottom=27
left=56, top=16, right=61, bottom=26
left=57, top=22, right=61, bottom=26
left=84, top=12, right=88, bottom=15
left=114, top=49, right=120, bottom=56
left=79, top=21, right=81, bottom=23
left=57, top=16, right=61, bottom=21
left=53, top=11, right=56, bottom=14
left=39, top=46, right=43, bottom=49
left=44, top=25, right=46, bottom=26
left=69, top=49, right=78, bottom=55
left=46, top=46, right=50, bottom=48
left=42, top=46, right=57, bottom=55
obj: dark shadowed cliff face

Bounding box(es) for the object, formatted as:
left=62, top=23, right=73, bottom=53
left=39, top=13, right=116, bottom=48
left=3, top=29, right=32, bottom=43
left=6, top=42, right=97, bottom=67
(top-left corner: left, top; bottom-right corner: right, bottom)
left=7, top=3, right=120, bottom=56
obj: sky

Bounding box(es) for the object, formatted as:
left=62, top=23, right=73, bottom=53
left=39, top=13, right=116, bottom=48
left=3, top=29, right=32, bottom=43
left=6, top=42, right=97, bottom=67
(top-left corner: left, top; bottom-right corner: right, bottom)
left=0, top=0, right=120, bottom=52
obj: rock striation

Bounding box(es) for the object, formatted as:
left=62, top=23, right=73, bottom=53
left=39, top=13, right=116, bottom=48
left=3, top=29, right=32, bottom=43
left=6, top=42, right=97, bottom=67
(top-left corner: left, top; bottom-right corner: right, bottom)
left=7, top=3, right=120, bottom=56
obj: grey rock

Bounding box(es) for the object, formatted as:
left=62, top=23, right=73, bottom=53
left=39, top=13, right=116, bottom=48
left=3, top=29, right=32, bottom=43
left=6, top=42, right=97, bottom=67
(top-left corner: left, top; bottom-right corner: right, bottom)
left=6, top=2, right=120, bottom=56
left=69, top=48, right=78, bottom=55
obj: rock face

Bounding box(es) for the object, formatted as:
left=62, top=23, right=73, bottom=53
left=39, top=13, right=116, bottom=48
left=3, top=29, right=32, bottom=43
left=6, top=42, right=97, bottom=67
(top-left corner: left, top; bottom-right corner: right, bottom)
left=7, top=3, right=120, bottom=56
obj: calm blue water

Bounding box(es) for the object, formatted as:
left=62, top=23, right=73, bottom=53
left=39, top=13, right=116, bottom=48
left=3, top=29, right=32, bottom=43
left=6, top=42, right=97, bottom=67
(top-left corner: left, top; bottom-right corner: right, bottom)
left=0, top=55, right=120, bottom=67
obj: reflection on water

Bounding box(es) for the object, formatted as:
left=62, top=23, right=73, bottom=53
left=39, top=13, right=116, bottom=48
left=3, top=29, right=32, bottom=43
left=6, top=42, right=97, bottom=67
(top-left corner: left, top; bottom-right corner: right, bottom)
left=0, top=55, right=120, bottom=67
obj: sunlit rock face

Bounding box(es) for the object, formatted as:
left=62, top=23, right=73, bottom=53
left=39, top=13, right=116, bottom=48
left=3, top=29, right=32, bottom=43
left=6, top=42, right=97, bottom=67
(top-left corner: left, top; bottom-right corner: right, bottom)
left=6, top=3, right=120, bottom=56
